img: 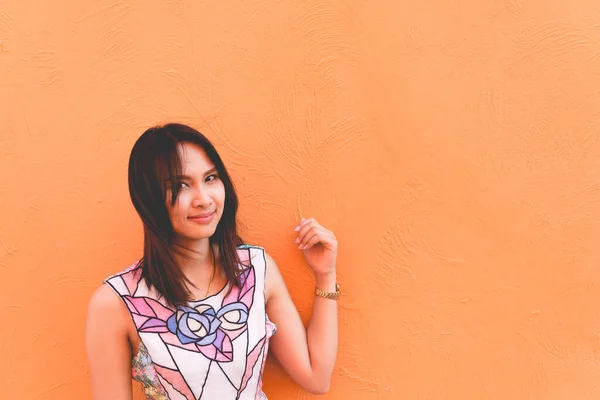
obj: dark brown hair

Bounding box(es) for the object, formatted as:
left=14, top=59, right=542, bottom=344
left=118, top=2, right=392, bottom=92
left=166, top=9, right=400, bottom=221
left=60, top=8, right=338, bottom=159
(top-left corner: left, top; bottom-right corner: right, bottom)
left=128, top=123, right=244, bottom=307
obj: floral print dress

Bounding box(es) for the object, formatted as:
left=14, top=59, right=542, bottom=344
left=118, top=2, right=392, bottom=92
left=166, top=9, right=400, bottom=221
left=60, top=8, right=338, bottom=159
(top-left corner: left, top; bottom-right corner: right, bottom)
left=105, top=245, right=277, bottom=400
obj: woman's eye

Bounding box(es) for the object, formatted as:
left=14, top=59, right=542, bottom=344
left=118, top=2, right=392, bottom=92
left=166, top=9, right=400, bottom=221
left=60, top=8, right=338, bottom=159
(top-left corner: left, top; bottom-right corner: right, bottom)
left=177, top=181, right=189, bottom=189
left=206, top=174, right=219, bottom=182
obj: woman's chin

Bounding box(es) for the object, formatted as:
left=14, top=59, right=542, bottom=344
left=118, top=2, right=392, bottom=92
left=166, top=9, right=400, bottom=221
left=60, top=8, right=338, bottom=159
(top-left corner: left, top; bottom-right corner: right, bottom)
left=187, top=229, right=218, bottom=241
left=172, top=231, right=214, bottom=244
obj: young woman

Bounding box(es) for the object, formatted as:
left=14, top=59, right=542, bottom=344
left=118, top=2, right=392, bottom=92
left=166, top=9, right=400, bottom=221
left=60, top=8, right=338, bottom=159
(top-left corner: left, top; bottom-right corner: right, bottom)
left=86, top=123, right=339, bottom=399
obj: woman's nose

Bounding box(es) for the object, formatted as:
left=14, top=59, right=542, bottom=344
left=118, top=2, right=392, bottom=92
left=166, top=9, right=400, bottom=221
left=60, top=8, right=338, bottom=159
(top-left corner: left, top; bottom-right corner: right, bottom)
left=192, top=186, right=212, bottom=208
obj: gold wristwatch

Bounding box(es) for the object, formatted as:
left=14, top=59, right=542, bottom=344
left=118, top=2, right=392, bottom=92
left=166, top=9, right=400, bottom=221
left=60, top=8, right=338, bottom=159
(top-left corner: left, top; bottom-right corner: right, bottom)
left=315, top=283, right=341, bottom=300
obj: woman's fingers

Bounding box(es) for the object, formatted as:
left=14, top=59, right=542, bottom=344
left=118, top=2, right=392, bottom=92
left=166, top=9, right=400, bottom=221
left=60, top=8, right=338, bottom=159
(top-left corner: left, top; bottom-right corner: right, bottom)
left=294, top=217, right=315, bottom=233
left=298, top=227, right=323, bottom=249
left=295, top=219, right=318, bottom=241
left=303, top=232, right=337, bottom=250
left=294, top=217, right=336, bottom=248
left=298, top=227, right=336, bottom=250
left=295, top=218, right=331, bottom=238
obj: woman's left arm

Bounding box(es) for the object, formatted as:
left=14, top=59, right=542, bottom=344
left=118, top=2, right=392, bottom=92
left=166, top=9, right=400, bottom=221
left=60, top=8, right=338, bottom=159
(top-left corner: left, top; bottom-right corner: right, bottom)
left=265, top=217, right=338, bottom=395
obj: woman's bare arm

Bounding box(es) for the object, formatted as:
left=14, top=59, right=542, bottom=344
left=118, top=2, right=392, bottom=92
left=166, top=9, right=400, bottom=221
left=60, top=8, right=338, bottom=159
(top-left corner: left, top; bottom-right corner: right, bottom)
left=86, top=284, right=134, bottom=400
left=265, top=218, right=338, bottom=394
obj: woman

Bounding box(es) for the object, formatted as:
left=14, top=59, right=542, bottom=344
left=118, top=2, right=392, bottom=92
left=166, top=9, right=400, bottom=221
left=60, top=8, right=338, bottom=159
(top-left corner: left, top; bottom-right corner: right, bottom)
left=86, top=123, right=339, bottom=399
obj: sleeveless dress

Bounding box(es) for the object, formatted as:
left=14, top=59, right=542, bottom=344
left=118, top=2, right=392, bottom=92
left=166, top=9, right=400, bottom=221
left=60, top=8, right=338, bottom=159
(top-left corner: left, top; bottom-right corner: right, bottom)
left=104, top=245, right=277, bottom=400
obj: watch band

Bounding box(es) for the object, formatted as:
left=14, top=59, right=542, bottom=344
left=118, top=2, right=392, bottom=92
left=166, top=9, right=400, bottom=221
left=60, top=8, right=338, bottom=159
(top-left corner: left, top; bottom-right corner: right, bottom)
left=315, top=283, right=340, bottom=300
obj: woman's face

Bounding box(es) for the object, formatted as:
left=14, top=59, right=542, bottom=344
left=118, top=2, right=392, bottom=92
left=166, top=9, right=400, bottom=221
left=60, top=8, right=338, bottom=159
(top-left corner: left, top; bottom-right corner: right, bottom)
left=167, top=142, right=225, bottom=245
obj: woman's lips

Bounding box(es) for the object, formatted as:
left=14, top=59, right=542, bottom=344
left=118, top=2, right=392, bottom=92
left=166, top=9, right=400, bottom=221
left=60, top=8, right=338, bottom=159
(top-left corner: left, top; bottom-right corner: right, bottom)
left=188, top=212, right=215, bottom=224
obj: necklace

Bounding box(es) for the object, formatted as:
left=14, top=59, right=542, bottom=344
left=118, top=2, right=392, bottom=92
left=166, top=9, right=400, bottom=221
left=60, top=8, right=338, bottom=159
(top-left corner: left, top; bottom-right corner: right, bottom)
left=205, top=245, right=216, bottom=298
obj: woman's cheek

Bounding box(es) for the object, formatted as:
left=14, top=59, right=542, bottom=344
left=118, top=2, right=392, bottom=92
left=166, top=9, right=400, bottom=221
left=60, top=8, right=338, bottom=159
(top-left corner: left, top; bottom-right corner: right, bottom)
left=177, top=191, right=192, bottom=206
left=215, top=184, right=226, bottom=204
left=171, top=197, right=188, bottom=220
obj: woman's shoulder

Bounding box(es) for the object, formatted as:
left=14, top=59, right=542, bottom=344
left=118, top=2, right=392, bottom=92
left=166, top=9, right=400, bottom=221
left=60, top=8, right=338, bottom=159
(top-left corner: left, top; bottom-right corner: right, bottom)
left=88, top=283, right=122, bottom=313
left=87, top=283, right=130, bottom=330
left=88, top=262, right=144, bottom=325
left=104, top=261, right=142, bottom=282
left=103, top=261, right=143, bottom=294
left=91, top=261, right=140, bottom=303
left=87, top=279, right=135, bottom=355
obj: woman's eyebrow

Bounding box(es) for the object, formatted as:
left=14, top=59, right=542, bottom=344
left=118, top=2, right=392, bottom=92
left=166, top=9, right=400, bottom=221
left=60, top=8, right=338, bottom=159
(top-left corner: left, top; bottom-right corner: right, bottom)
left=171, top=168, right=217, bottom=180
left=170, top=174, right=192, bottom=181
left=204, top=167, right=218, bottom=176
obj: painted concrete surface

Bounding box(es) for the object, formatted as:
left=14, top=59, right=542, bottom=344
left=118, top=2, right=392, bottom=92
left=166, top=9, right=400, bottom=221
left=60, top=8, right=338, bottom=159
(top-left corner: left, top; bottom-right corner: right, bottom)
left=2, top=1, right=600, bottom=398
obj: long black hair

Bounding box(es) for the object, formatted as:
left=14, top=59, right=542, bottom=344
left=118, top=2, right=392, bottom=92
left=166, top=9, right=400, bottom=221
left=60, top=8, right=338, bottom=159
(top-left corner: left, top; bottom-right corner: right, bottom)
left=128, top=123, right=244, bottom=306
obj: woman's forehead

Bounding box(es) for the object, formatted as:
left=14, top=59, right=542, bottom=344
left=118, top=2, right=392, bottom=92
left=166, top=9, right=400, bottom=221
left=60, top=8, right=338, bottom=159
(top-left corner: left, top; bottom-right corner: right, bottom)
left=177, top=142, right=215, bottom=173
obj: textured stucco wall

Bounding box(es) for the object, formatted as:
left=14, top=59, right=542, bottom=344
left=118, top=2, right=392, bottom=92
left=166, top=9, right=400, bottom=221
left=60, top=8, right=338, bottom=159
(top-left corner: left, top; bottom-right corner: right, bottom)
left=3, top=1, right=600, bottom=399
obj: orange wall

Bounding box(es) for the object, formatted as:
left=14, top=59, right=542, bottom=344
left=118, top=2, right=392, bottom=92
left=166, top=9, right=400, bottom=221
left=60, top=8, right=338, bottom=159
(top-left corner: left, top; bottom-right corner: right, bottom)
left=3, top=1, right=600, bottom=399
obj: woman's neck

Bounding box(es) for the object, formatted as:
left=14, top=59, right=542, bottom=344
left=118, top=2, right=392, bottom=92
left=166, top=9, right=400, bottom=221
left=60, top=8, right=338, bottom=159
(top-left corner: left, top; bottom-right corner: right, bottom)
left=172, top=238, right=217, bottom=282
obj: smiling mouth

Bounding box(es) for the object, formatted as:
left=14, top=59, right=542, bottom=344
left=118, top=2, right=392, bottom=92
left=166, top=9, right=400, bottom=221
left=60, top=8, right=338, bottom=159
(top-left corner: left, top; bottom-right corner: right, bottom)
left=188, top=212, right=216, bottom=223
left=189, top=212, right=215, bottom=219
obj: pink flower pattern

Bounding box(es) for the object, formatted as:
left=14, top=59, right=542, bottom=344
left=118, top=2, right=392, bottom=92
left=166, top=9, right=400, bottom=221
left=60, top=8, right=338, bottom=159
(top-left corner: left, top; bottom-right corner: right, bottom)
left=106, top=246, right=276, bottom=400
